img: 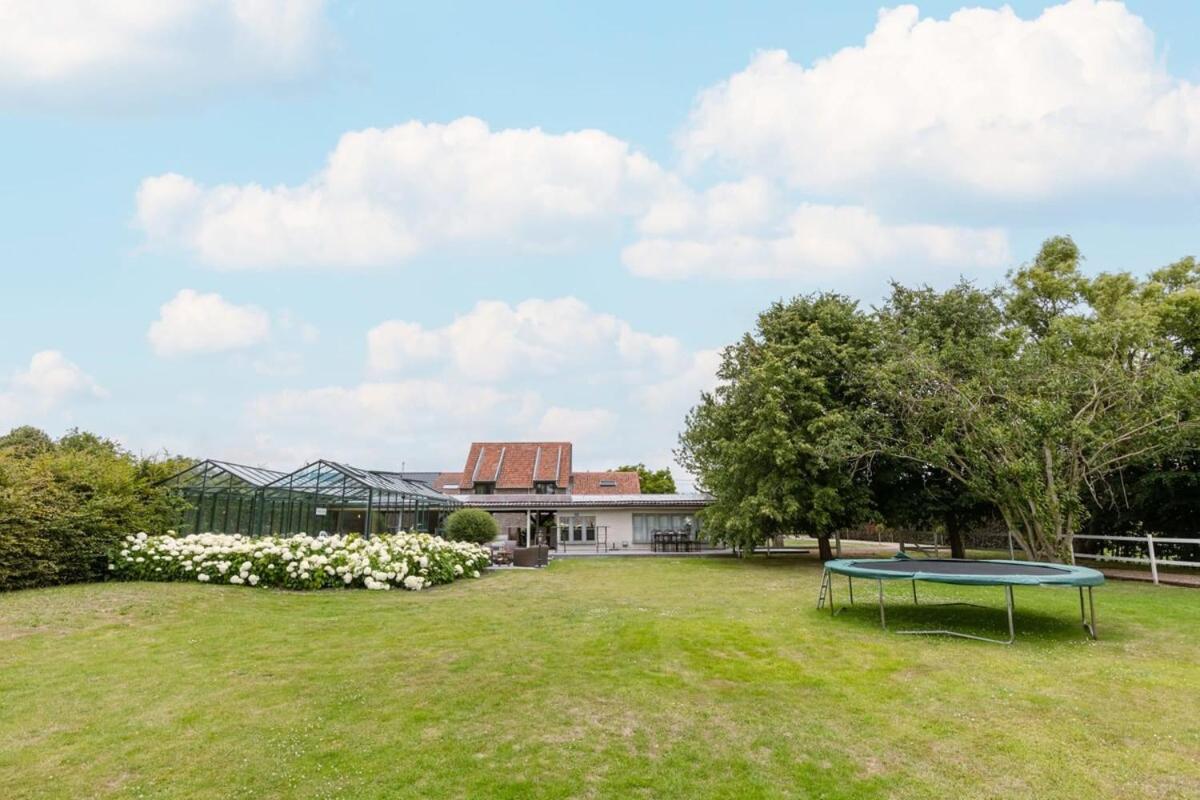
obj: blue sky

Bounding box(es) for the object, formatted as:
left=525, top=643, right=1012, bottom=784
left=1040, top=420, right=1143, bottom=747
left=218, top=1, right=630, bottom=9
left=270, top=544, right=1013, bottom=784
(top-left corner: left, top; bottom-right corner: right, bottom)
left=2, top=1, right=1198, bottom=480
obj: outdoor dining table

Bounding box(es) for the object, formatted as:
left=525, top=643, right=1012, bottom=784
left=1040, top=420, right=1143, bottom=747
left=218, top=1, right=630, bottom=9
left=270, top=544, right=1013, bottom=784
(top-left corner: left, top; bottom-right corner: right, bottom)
left=652, top=531, right=696, bottom=552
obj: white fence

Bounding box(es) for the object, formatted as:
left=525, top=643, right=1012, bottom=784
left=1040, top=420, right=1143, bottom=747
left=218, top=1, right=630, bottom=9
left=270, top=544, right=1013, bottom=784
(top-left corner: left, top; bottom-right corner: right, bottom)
left=1071, top=534, right=1200, bottom=585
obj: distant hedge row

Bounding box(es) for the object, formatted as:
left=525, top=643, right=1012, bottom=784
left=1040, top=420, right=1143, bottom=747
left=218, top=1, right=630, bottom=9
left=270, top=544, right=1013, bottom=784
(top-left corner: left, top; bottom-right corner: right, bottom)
left=0, top=426, right=189, bottom=591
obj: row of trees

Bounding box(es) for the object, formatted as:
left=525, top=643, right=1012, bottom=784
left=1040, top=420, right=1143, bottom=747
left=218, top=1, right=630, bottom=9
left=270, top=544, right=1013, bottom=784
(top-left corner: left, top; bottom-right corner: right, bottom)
left=679, top=238, right=1200, bottom=561
left=0, top=426, right=190, bottom=590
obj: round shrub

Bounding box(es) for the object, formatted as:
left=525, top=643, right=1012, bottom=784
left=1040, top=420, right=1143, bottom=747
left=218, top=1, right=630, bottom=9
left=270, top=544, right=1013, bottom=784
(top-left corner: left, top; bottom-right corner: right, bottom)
left=444, top=508, right=499, bottom=545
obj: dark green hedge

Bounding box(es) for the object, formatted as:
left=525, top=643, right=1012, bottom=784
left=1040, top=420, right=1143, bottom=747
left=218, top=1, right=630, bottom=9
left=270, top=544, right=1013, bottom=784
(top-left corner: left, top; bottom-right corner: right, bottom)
left=0, top=427, right=189, bottom=591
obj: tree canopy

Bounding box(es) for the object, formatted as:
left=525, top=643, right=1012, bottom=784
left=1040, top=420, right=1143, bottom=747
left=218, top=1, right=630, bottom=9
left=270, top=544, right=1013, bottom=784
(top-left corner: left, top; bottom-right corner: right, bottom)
left=677, top=294, right=877, bottom=556
left=612, top=464, right=676, bottom=494
left=680, top=238, right=1199, bottom=561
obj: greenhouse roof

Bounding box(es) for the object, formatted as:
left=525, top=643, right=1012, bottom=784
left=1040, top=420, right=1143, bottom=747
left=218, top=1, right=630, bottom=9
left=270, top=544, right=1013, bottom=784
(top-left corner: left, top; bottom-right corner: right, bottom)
left=262, top=460, right=461, bottom=505
left=161, top=459, right=288, bottom=490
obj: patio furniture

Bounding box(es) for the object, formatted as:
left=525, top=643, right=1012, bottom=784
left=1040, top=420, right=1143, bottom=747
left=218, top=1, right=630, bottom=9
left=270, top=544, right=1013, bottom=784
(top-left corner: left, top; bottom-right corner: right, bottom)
left=512, top=545, right=549, bottom=568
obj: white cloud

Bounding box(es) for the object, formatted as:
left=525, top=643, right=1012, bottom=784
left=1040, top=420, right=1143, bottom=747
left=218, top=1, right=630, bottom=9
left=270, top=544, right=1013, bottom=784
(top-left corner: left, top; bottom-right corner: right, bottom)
left=624, top=178, right=1009, bottom=279
left=0, top=0, right=329, bottom=109
left=136, top=117, right=671, bottom=269
left=239, top=297, right=719, bottom=472
left=535, top=407, right=617, bottom=442
left=148, top=289, right=271, bottom=356
left=367, top=297, right=685, bottom=381
left=635, top=349, right=722, bottom=414
left=680, top=1, right=1200, bottom=198
left=0, top=350, right=106, bottom=430
left=247, top=380, right=534, bottom=467
left=11, top=350, right=106, bottom=405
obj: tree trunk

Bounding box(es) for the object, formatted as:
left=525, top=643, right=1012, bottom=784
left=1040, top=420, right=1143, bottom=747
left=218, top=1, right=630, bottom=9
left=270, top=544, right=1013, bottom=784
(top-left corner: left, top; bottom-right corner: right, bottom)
left=944, top=512, right=966, bottom=559
left=817, top=534, right=833, bottom=562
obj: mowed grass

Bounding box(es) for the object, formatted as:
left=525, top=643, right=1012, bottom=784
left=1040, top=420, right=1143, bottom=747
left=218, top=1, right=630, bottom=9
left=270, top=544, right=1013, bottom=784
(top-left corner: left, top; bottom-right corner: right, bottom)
left=1, top=558, right=1198, bottom=800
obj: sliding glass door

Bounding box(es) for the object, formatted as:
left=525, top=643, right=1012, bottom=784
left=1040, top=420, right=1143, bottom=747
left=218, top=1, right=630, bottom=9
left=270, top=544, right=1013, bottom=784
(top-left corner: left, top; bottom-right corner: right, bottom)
left=632, top=513, right=699, bottom=545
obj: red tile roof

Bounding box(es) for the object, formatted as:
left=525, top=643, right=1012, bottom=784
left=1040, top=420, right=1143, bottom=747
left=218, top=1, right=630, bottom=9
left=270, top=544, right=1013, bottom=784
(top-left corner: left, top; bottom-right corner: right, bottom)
left=461, top=442, right=572, bottom=490
left=571, top=471, right=641, bottom=494
left=433, top=472, right=464, bottom=492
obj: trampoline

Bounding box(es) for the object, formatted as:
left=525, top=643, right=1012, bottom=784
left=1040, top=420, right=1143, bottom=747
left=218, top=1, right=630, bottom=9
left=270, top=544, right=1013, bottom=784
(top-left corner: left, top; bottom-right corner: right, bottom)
left=817, top=554, right=1104, bottom=644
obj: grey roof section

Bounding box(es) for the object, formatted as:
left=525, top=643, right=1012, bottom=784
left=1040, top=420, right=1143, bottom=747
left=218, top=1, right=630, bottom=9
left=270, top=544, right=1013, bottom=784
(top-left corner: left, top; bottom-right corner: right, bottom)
left=459, top=493, right=712, bottom=510
left=327, top=462, right=460, bottom=502
left=380, top=471, right=441, bottom=486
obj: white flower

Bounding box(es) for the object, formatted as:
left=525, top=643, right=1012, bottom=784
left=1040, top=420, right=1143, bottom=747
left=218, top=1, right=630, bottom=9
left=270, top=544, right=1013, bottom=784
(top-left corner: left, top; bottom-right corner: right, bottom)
left=403, top=575, right=424, bottom=591
left=198, top=574, right=210, bottom=582
left=248, top=574, right=260, bottom=586
left=230, top=575, right=244, bottom=585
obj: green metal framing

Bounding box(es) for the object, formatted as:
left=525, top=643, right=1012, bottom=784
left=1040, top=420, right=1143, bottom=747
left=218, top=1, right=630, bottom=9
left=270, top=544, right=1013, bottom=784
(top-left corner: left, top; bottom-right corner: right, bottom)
left=160, top=459, right=461, bottom=537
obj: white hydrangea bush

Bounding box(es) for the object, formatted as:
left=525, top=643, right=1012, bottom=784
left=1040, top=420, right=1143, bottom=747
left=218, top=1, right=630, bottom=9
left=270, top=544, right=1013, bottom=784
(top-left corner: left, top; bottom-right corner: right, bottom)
left=110, top=531, right=490, bottom=591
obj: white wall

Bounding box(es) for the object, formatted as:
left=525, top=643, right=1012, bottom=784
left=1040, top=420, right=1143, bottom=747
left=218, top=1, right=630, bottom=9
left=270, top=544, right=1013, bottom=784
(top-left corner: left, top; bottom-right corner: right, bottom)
left=564, top=507, right=702, bottom=550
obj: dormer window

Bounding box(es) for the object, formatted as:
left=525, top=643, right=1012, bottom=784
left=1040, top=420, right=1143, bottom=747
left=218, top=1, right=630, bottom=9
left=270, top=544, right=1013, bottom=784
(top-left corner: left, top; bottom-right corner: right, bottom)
left=534, top=481, right=558, bottom=494
left=473, top=482, right=495, bottom=495
left=599, top=480, right=617, bottom=488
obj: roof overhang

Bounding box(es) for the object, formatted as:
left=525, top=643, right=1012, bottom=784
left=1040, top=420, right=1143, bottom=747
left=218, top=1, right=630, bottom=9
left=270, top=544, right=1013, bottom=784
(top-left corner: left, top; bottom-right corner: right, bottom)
left=459, top=493, right=711, bottom=512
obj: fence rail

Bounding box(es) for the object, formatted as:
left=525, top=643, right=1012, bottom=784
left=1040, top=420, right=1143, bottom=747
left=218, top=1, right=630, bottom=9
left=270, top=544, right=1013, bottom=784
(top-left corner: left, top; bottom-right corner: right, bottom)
left=1071, top=534, right=1200, bottom=584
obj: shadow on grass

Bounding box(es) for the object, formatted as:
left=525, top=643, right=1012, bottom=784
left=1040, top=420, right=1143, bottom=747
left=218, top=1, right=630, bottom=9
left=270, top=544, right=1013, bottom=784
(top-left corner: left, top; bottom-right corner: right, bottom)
left=814, top=585, right=1115, bottom=645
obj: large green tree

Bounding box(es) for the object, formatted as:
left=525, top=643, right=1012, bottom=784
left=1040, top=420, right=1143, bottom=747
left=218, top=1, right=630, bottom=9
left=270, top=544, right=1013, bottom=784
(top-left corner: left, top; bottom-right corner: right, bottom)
left=870, top=238, right=1199, bottom=561
left=866, top=458, right=996, bottom=559
left=678, top=294, right=877, bottom=558
left=611, top=464, right=676, bottom=494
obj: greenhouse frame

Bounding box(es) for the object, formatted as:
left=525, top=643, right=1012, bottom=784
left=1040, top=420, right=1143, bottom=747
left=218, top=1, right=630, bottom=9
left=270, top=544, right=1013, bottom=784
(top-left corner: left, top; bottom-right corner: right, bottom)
left=160, top=459, right=461, bottom=537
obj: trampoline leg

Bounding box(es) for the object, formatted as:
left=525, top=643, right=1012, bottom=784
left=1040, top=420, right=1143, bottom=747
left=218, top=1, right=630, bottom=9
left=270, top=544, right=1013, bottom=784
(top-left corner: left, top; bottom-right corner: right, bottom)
left=848, top=576, right=854, bottom=606
left=912, top=580, right=918, bottom=605
left=1080, top=586, right=1098, bottom=640
left=1004, top=586, right=1015, bottom=644
left=877, top=579, right=887, bottom=631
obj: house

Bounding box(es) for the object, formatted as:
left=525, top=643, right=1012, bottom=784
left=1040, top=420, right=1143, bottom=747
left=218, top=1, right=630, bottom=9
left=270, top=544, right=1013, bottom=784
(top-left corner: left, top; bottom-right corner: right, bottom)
left=159, top=441, right=711, bottom=550
left=433, top=441, right=710, bottom=551
left=434, top=442, right=640, bottom=496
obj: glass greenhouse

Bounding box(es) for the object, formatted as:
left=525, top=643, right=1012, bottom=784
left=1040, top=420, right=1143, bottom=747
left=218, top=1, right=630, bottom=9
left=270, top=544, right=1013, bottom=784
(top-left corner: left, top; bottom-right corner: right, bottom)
left=161, top=459, right=461, bottom=536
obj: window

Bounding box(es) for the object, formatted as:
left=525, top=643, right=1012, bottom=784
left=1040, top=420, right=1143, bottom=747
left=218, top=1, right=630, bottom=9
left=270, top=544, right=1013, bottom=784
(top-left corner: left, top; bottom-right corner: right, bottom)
left=534, top=481, right=559, bottom=494
left=632, top=513, right=697, bottom=544
left=599, top=480, right=617, bottom=488
left=473, top=482, right=495, bottom=495
left=557, top=514, right=597, bottom=542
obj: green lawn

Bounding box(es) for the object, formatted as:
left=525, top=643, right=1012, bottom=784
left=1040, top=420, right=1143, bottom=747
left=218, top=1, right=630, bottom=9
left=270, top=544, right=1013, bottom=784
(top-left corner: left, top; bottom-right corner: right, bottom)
left=2, top=558, right=1198, bottom=799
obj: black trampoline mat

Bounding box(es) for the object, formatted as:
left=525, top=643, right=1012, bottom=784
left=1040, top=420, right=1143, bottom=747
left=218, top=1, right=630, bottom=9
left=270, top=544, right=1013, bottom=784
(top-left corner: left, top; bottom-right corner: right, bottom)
left=850, top=559, right=1070, bottom=577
